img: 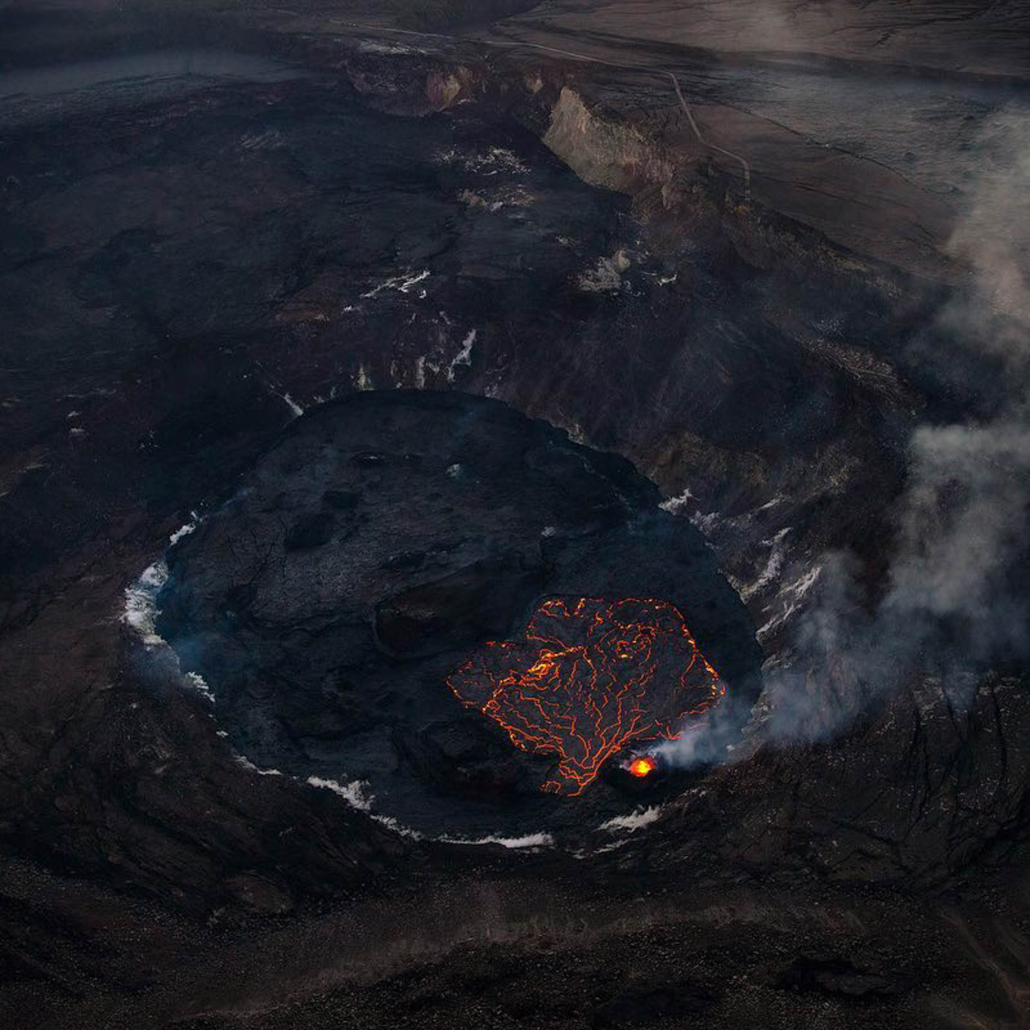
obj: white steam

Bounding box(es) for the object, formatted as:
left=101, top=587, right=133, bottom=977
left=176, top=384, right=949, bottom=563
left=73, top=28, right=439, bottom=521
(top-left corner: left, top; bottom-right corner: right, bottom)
left=598, top=806, right=663, bottom=833
left=661, top=104, right=1030, bottom=768
left=121, top=560, right=169, bottom=647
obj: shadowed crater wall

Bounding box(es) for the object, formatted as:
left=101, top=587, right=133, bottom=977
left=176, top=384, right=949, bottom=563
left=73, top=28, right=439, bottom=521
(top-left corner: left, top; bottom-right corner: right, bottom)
left=156, top=391, right=762, bottom=838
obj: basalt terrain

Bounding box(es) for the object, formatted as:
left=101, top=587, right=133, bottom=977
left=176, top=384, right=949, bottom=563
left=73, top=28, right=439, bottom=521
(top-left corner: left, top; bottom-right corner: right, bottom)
left=155, top=391, right=762, bottom=840
left=2, top=2, right=1030, bottom=1029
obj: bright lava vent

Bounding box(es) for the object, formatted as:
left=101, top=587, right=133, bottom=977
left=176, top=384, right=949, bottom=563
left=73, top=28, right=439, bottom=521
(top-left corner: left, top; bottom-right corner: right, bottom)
left=446, top=597, right=724, bottom=795
left=628, top=756, right=657, bottom=779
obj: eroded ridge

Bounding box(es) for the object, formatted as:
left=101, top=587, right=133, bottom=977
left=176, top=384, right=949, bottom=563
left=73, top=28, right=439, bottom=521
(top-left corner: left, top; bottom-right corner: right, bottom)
left=447, top=597, right=724, bottom=795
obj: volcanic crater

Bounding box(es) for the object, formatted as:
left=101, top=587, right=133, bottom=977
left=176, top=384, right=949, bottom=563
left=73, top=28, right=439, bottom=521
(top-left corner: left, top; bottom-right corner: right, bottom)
left=6, top=4, right=1030, bottom=1025
left=156, top=391, right=762, bottom=839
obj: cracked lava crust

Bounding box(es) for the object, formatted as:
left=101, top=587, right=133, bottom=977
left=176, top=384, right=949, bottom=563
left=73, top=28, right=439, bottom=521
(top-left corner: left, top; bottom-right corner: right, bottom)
left=447, top=596, right=723, bottom=795
left=155, top=391, right=762, bottom=839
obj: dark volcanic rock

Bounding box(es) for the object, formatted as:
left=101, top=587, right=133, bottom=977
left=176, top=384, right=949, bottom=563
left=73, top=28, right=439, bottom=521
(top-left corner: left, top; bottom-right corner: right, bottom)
left=775, top=956, right=908, bottom=999
left=592, top=981, right=719, bottom=1026
left=4, top=9, right=1030, bottom=1029
left=375, top=551, right=546, bottom=658
left=284, top=511, right=336, bottom=550
left=157, top=391, right=762, bottom=837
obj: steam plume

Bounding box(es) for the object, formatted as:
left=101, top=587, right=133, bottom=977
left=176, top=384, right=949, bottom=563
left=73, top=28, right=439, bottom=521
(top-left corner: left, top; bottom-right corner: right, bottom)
left=661, top=105, right=1030, bottom=767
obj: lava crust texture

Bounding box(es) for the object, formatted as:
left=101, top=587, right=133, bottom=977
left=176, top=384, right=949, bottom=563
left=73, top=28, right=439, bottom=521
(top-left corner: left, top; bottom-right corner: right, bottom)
left=448, top=596, right=724, bottom=795
left=158, top=392, right=761, bottom=835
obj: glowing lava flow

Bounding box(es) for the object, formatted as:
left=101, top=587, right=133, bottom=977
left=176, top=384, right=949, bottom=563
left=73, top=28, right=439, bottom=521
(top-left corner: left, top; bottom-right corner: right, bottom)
left=628, top=756, right=657, bottom=779
left=446, top=597, right=724, bottom=796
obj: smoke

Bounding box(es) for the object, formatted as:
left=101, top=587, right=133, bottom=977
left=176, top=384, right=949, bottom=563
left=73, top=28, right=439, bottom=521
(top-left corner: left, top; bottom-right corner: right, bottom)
left=660, top=105, right=1030, bottom=767
left=741, top=1, right=800, bottom=55
left=755, top=418, right=1030, bottom=747
left=941, top=110, right=1030, bottom=373
left=884, top=421, right=1030, bottom=658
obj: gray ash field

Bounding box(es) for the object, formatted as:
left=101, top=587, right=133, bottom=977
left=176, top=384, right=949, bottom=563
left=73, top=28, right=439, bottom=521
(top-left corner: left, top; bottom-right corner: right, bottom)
left=2, top=3, right=1030, bottom=1029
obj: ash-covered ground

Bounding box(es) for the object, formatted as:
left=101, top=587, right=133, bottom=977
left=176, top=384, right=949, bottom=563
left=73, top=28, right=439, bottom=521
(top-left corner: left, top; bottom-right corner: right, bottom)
left=2, top=2, right=1030, bottom=1029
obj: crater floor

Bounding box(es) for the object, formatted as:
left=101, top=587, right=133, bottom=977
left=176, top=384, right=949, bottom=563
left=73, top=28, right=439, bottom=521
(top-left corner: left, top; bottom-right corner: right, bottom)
left=157, top=391, right=762, bottom=840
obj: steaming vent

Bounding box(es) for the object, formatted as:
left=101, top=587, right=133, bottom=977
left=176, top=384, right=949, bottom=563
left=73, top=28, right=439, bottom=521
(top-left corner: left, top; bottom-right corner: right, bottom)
left=627, top=756, right=657, bottom=779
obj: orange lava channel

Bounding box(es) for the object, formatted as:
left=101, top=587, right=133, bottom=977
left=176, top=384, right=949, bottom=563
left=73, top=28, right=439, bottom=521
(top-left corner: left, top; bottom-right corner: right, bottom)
left=446, top=597, right=724, bottom=796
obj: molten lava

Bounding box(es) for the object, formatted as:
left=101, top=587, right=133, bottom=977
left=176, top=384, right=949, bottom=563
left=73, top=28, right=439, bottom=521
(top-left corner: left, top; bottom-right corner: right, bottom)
left=446, top=597, right=723, bottom=795
left=628, top=756, right=657, bottom=779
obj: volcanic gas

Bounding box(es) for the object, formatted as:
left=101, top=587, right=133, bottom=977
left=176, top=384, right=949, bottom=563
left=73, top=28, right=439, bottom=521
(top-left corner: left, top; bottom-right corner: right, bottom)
left=628, top=756, right=657, bottom=779
left=447, top=597, right=724, bottom=795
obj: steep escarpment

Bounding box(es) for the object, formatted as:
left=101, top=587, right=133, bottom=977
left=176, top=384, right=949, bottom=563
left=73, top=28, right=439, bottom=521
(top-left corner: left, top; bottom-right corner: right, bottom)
left=542, top=85, right=675, bottom=195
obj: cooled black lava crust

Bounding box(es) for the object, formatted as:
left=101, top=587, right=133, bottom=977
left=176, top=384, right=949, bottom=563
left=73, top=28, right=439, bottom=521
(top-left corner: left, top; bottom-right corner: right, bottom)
left=157, top=391, right=762, bottom=836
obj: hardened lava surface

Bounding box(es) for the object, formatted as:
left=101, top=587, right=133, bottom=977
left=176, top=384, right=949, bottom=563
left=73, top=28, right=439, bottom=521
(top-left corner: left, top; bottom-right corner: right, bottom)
left=448, top=596, right=724, bottom=795
left=157, top=391, right=762, bottom=838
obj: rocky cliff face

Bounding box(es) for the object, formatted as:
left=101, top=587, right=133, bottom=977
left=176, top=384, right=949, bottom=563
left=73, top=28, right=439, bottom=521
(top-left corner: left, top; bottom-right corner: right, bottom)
left=542, top=86, right=676, bottom=195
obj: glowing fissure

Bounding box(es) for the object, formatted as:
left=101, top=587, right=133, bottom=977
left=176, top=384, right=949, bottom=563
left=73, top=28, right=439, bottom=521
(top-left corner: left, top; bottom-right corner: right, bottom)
left=447, top=597, right=724, bottom=795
